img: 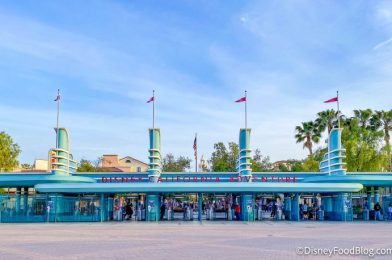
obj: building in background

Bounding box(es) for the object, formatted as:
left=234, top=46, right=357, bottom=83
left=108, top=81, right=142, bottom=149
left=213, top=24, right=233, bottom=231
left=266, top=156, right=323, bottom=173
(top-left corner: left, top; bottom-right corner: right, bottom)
left=272, top=160, right=292, bottom=171
left=101, top=154, right=148, bottom=172
left=33, top=159, right=49, bottom=171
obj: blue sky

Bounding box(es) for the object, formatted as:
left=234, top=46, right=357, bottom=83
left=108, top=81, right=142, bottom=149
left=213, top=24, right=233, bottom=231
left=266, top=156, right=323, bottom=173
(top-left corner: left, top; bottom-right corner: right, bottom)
left=0, top=0, right=392, bottom=166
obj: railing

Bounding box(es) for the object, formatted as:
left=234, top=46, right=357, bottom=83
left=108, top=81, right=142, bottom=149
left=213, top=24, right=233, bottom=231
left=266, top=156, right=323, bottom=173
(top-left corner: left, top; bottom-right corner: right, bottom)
left=0, top=195, right=101, bottom=223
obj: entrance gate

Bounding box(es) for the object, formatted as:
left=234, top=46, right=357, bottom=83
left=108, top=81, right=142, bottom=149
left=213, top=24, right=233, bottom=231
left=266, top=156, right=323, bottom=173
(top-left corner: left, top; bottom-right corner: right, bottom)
left=161, top=194, right=198, bottom=221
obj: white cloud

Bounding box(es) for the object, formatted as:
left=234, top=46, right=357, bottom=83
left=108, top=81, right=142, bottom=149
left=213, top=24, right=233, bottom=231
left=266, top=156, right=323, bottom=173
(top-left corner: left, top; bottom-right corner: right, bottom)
left=1, top=1, right=392, bottom=167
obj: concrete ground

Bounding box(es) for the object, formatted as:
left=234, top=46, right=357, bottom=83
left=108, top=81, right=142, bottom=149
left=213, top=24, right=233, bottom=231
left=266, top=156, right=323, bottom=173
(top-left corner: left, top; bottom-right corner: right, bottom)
left=0, top=222, right=391, bottom=260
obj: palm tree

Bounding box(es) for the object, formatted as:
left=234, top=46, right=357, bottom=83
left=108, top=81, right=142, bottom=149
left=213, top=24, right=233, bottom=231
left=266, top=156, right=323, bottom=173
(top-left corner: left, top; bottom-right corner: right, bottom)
left=316, top=109, right=337, bottom=134
left=353, top=109, right=373, bottom=129
left=370, top=110, right=392, bottom=146
left=371, top=110, right=392, bottom=171
left=295, top=121, right=321, bottom=156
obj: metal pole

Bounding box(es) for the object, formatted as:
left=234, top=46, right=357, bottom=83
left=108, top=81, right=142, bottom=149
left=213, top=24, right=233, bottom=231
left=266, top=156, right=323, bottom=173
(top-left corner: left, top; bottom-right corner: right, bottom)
left=56, top=89, right=60, bottom=148
left=195, top=133, right=198, bottom=172
left=337, top=90, right=340, bottom=129
left=151, top=90, right=155, bottom=174
left=245, top=90, right=247, bottom=129
left=152, top=90, right=155, bottom=130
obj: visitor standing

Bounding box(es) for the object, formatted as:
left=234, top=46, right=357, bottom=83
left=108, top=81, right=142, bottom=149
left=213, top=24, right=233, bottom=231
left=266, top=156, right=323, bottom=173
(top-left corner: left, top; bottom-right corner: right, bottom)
left=235, top=203, right=241, bottom=221
left=374, top=202, right=382, bottom=220
left=302, top=203, right=308, bottom=220
left=160, top=202, right=166, bottom=220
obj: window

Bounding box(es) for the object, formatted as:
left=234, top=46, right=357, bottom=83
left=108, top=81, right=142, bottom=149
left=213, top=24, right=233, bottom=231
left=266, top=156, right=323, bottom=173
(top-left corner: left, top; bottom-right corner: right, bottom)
left=137, top=167, right=141, bottom=172
left=125, top=159, right=131, bottom=163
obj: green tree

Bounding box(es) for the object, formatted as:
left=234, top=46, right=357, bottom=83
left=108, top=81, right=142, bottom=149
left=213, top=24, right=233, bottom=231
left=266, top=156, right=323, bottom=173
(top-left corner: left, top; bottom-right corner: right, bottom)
left=251, top=149, right=272, bottom=172
left=342, top=117, right=388, bottom=172
left=302, top=155, right=319, bottom=171
left=227, top=142, right=239, bottom=172
left=210, top=142, right=241, bottom=172
left=278, top=163, right=289, bottom=172
left=370, top=110, right=392, bottom=170
left=210, top=142, right=229, bottom=172
left=316, top=109, right=338, bottom=134
left=353, top=109, right=373, bottom=129
left=295, top=121, right=321, bottom=156
left=288, top=160, right=305, bottom=172
left=21, top=163, right=31, bottom=170
left=77, top=159, right=96, bottom=172
left=162, top=153, right=191, bottom=172
left=0, top=131, right=21, bottom=172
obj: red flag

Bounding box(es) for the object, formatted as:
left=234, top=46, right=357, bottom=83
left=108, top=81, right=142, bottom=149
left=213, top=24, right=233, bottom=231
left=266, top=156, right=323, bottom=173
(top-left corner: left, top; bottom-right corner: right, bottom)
left=324, top=96, right=338, bottom=103
left=147, top=96, right=154, bottom=103
left=54, top=89, right=60, bottom=101
left=235, top=96, right=246, bottom=102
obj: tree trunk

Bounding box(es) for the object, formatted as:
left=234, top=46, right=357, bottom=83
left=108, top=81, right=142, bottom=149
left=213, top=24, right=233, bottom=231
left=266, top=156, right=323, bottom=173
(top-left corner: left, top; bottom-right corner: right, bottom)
left=306, top=136, right=313, bottom=156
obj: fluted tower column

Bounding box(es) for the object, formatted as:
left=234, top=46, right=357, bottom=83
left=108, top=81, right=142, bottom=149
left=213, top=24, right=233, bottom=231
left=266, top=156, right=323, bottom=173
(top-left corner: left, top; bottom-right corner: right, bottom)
left=49, top=128, right=77, bottom=175
left=319, top=128, right=346, bottom=176
left=148, top=128, right=162, bottom=182
left=238, top=128, right=252, bottom=181
left=238, top=128, right=254, bottom=221
left=146, top=128, right=162, bottom=221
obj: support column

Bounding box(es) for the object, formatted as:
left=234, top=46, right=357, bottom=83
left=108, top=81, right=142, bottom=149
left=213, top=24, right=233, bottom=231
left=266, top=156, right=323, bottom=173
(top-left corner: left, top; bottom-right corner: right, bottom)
left=240, top=194, right=254, bottom=221
left=23, top=187, right=28, bottom=215
left=374, top=187, right=380, bottom=204
left=107, top=194, right=114, bottom=221
left=334, top=193, right=352, bottom=221
left=146, top=194, right=160, bottom=222
left=367, top=189, right=373, bottom=210
left=198, top=193, right=202, bottom=222
left=100, top=193, right=106, bottom=222
left=15, top=187, right=21, bottom=214
left=291, top=194, right=300, bottom=221
left=284, top=194, right=292, bottom=220
left=322, top=196, right=332, bottom=220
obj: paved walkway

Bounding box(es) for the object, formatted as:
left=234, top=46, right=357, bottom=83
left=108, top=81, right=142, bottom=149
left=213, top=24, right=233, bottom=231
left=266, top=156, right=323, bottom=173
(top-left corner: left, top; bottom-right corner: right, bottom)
left=0, top=222, right=391, bottom=259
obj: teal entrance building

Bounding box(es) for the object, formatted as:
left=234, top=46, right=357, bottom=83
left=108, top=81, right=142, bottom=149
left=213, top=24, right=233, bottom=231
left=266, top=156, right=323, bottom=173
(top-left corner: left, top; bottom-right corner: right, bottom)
left=1, top=126, right=392, bottom=223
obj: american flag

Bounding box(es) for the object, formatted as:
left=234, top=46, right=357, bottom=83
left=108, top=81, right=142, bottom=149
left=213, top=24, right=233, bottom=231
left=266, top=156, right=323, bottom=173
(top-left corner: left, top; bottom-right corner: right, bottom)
left=193, top=134, right=197, bottom=158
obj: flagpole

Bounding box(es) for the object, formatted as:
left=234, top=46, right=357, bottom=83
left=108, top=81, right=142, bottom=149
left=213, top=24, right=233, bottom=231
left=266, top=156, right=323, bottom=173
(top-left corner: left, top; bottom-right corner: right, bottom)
left=195, top=133, right=198, bottom=173
left=152, top=90, right=155, bottom=130
left=245, top=90, right=247, bottom=129
left=56, top=89, right=60, bottom=149
left=151, top=90, right=155, bottom=173
left=337, top=90, right=340, bottom=129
